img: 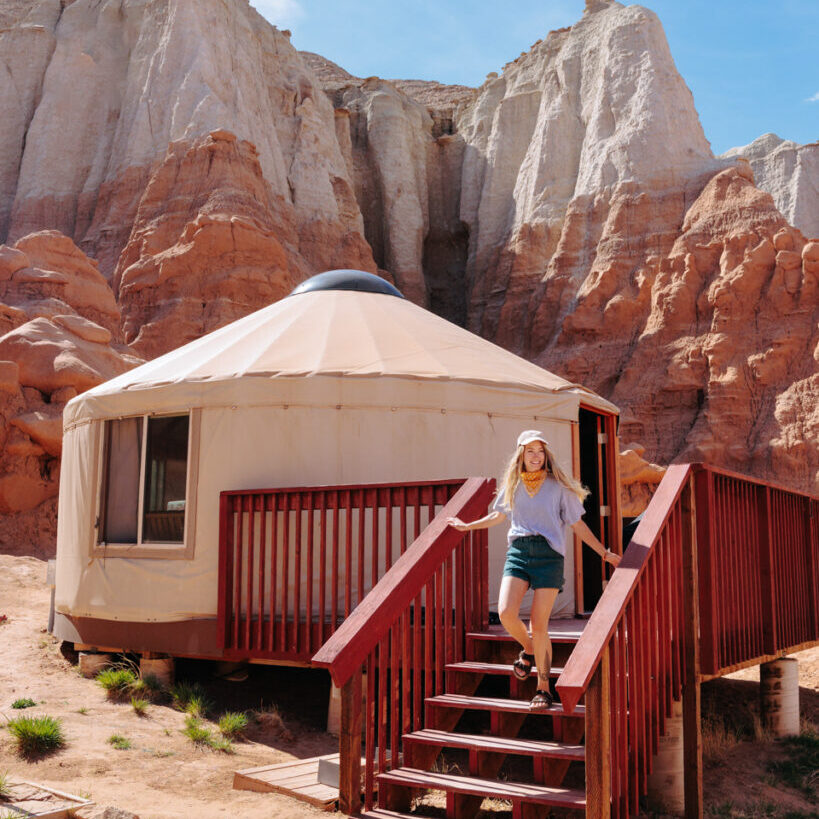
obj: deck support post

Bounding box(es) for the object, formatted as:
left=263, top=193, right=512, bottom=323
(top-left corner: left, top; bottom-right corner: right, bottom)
left=647, top=699, right=685, bottom=814
left=681, top=477, right=703, bottom=819
left=760, top=658, right=799, bottom=737
left=585, top=643, right=611, bottom=819
left=338, top=669, right=363, bottom=816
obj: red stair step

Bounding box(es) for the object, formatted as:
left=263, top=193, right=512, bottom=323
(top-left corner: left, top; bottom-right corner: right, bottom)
left=376, top=767, right=586, bottom=809
left=446, top=660, right=564, bottom=678
left=467, top=622, right=584, bottom=644
left=404, top=728, right=585, bottom=761
left=427, top=693, right=585, bottom=717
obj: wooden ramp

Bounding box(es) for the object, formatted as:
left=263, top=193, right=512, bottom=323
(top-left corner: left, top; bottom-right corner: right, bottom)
left=234, top=754, right=339, bottom=810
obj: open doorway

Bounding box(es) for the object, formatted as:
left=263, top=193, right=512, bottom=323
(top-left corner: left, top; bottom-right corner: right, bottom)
left=576, top=407, right=621, bottom=613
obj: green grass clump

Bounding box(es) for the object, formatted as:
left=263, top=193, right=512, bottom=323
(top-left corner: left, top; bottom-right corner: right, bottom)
left=217, top=711, right=248, bottom=738
left=182, top=716, right=233, bottom=753
left=95, top=667, right=138, bottom=700
left=768, top=729, right=819, bottom=797
left=170, top=681, right=212, bottom=718
left=11, top=698, right=36, bottom=709
left=130, top=697, right=149, bottom=716
left=0, top=770, right=11, bottom=799
left=183, top=715, right=212, bottom=746
left=132, top=672, right=164, bottom=697
left=107, top=734, right=132, bottom=751
left=6, top=715, right=65, bottom=758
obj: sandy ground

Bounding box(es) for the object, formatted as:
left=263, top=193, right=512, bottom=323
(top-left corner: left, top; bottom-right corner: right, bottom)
left=1, top=554, right=818, bottom=818
left=0, top=555, right=343, bottom=819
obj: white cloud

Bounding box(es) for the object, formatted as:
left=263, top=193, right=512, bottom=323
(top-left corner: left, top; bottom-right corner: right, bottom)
left=252, top=0, right=305, bottom=28
left=806, top=91, right=819, bottom=103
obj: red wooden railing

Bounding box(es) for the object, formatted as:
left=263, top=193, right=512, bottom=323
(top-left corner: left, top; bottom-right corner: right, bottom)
left=557, top=463, right=818, bottom=818
left=311, top=477, right=496, bottom=813
left=217, top=479, right=467, bottom=662
left=696, top=467, right=819, bottom=675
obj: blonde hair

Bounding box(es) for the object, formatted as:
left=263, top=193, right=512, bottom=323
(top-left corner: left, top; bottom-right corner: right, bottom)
left=497, top=439, right=589, bottom=511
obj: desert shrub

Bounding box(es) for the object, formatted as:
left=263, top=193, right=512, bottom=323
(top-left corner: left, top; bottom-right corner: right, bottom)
left=107, top=734, right=132, bottom=750
left=96, top=667, right=137, bottom=700
left=10, top=698, right=35, bottom=709
left=170, top=682, right=212, bottom=718
left=183, top=716, right=233, bottom=753
left=768, top=729, right=819, bottom=797
left=218, top=711, right=248, bottom=738
left=7, top=715, right=65, bottom=758
left=130, top=697, right=149, bottom=716
left=132, top=672, right=164, bottom=698
left=252, top=705, right=294, bottom=742
left=0, top=770, right=10, bottom=799
left=183, top=715, right=212, bottom=746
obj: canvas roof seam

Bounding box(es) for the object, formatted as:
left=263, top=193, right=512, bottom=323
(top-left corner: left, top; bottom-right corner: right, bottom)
left=88, top=369, right=616, bottom=402
left=62, top=402, right=580, bottom=433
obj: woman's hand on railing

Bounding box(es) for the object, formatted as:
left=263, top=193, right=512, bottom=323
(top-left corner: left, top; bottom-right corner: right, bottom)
left=604, top=550, right=621, bottom=567
left=448, top=510, right=505, bottom=532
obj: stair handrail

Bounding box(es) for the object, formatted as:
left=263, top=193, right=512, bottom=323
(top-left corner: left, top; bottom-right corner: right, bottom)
left=556, top=463, right=693, bottom=714
left=312, top=475, right=496, bottom=687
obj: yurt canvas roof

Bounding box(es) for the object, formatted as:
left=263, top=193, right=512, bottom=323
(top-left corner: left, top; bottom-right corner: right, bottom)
left=65, top=287, right=616, bottom=425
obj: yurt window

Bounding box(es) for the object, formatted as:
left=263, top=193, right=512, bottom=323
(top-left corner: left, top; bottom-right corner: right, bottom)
left=97, top=412, right=198, bottom=556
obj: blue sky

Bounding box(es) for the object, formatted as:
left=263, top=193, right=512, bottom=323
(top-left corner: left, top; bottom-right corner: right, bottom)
left=253, top=0, right=817, bottom=155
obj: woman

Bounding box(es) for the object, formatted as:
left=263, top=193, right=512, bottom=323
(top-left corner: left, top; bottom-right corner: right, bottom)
left=447, top=430, right=620, bottom=710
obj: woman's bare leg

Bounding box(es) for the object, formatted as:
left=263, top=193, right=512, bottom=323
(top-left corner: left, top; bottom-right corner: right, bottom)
left=497, top=576, right=533, bottom=653
left=530, top=587, right=559, bottom=690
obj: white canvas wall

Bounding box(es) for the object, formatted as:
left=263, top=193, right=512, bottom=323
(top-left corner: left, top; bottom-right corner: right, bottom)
left=55, top=376, right=583, bottom=623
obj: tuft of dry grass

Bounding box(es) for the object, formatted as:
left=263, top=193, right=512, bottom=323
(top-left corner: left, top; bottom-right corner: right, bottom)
left=252, top=705, right=294, bottom=742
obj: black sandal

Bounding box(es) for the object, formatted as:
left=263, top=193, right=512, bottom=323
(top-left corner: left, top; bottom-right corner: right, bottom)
left=512, top=651, right=535, bottom=680
left=530, top=689, right=554, bottom=710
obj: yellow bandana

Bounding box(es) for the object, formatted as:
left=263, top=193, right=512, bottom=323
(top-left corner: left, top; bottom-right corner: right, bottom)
left=520, top=469, right=545, bottom=497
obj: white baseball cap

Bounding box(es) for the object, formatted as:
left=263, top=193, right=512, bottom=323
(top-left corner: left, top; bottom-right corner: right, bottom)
left=517, top=430, right=549, bottom=448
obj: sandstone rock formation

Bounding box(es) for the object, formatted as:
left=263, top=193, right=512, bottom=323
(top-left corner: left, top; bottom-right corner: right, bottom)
left=0, top=231, right=140, bottom=556
left=115, top=131, right=311, bottom=358
left=1, top=0, right=376, bottom=290
left=722, top=134, right=819, bottom=239
left=0, top=0, right=816, bottom=558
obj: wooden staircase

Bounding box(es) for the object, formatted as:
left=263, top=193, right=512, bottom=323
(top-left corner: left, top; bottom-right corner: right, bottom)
left=368, top=624, right=588, bottom=819
left=311, top=467, right=818, bottom=818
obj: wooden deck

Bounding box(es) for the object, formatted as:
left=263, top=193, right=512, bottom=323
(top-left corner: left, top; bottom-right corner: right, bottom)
left=233, top=754, right=340, bottom=810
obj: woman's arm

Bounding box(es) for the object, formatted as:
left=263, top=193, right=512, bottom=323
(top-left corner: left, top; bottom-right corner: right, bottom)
left=572, top=519, right=621, bottom=566
left=447, top=510, right=506, bottom=532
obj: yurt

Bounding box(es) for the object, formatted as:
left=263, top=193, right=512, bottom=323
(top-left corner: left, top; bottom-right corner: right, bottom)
left=53, top=271, right=620, bottom=661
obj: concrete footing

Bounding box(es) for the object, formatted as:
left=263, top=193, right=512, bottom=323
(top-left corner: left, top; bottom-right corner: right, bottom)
left=647, top=698, right=685, bottom=815
left=78, top=652, right=112, bottom=678
left=139, top=656, right=174, bottom=688
left=761, top=658, right=799, bottom=737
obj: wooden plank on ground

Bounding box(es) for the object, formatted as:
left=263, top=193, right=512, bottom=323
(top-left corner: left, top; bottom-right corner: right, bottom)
left=234, top=755, right=338, bottom=810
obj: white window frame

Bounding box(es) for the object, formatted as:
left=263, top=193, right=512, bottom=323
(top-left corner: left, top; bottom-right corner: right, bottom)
left=92, top=409, right=200, bottom=560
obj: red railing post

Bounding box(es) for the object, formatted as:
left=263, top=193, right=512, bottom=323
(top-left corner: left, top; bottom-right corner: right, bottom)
left=693, top=467, right=719, bottom=675
left=681, top=476, right=703, bottom=819
left=586, top=643, right=612, bottom=819
left=339, top=668, right=363, bottom=816
left=805, top=497, right=818, bottom=639
left=217, top=493, right=231, bottom=649
left=757, top=484, right=778, bottom=656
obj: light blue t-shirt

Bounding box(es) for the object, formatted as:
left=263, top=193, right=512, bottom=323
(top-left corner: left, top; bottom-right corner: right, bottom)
left=492, top=478, right=585, bottom=556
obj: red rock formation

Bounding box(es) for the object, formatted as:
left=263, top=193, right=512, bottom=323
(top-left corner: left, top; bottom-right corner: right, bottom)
left=537, top=167, right=818, bottom=495
left=114, top=130, right=375, bottom=358
left=0, top=231, right=140, bottom=556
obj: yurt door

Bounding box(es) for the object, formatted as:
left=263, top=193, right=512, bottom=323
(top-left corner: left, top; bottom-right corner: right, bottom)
left=576, top=406, right=621, bottom=614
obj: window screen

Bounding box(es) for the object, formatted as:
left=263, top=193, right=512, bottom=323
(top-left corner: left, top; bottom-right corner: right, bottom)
left=143, top=415, right=189, bottom=542
left=101, top=417, right=142, bottom=543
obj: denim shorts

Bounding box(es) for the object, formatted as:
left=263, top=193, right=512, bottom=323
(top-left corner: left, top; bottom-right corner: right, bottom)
left=502, top=535, right=564, bottom=591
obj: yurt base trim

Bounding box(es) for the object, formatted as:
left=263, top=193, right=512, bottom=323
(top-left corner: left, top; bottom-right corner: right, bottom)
left=52, top=613, right=335, bottom=665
